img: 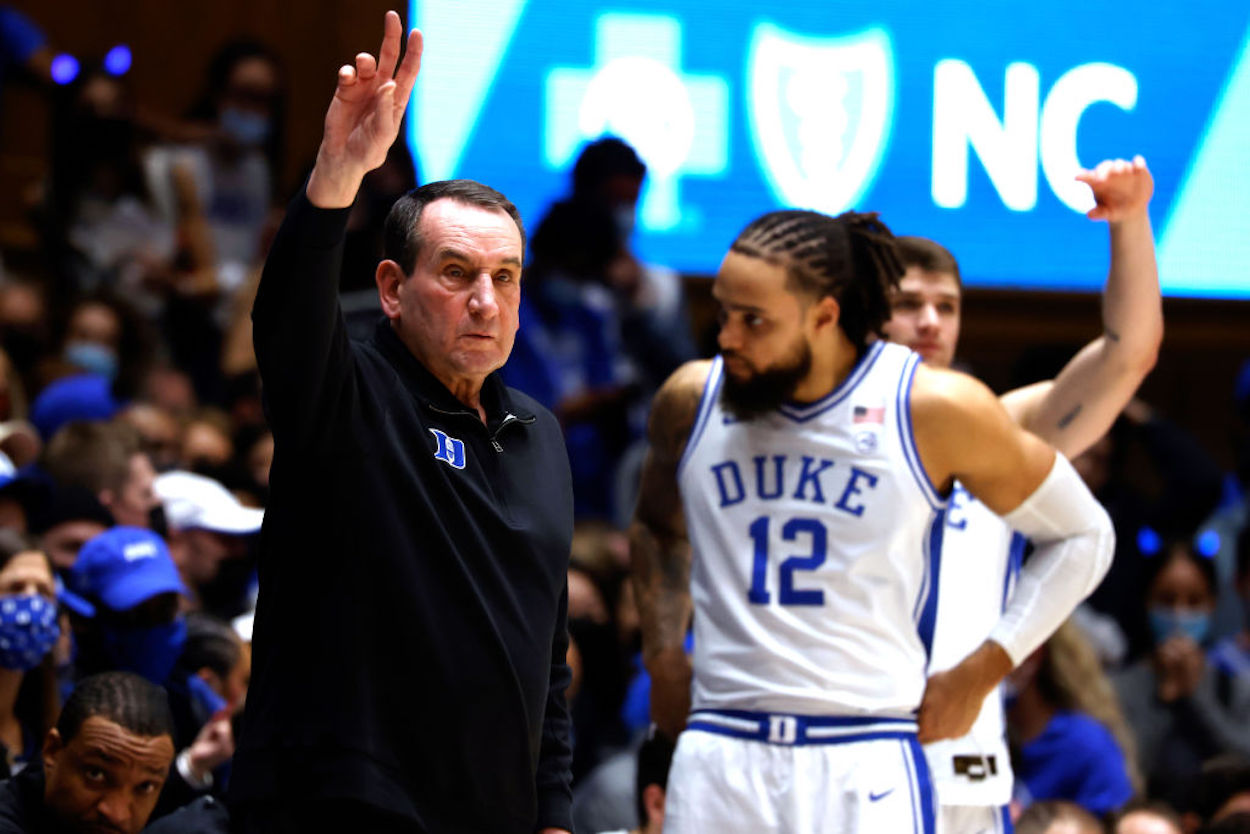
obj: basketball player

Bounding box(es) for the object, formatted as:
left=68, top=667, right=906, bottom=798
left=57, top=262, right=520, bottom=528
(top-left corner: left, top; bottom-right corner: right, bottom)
left=887, top=156, right=1160, bottom=834
left=631, top=210, right=1115, bottom=833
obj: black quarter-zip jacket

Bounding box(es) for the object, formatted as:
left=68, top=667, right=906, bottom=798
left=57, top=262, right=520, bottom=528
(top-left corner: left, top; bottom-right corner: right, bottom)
left=231, top=191, right=575, bottom=833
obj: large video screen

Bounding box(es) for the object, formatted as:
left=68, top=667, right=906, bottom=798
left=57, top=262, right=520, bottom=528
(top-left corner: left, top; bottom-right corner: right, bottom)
left=409, top=0, right=1250, bottom=297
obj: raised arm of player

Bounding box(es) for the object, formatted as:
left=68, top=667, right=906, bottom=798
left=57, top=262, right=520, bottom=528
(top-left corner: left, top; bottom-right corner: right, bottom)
left=910, top=366, right=1114, bottom=742
left=630, top=360, right=709, bottom=741
left=306, top=10, right=423, bottom=208
left=1000, top=156, right=1160, bottom=458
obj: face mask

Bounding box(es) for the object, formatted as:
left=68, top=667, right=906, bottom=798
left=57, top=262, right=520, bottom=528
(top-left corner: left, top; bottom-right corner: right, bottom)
left=220, top=107, right=270, bottom=147
left=612, top=205, right=636, bottom=241
left=100, top=618, right=187, bottom=685
left=540, top=272, right=585, bottom=307
left=1149, top=607, right=1212, bottom=646
left=63, top=341, right=118, bottom=381
left=0, top=594, right=59, bottom=671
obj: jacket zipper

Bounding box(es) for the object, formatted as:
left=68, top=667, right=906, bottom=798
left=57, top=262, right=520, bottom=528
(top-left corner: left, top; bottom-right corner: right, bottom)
left=490, top=412, right=536, bottom=451
left=425, top=405, right=535, bottom=453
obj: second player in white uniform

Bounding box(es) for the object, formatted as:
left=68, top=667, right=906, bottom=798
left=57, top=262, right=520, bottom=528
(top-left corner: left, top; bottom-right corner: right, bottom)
left=884, top=157, right=1162, bottom=833
left=924, top=495, right=1021, bottom=833
left=632, top=208, right=1116, bottom=833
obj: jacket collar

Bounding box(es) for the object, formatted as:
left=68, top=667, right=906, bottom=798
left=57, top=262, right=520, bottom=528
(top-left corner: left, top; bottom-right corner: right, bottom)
left=370, top=318, right=532, bottom=424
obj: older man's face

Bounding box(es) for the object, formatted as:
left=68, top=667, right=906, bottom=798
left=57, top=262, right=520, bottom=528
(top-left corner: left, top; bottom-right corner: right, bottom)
left=391, top=199, right=523, bottom=392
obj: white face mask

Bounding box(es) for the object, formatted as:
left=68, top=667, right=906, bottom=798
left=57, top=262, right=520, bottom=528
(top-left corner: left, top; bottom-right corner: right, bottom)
left=613, top=205, right=636, bottom=241
left=64, top=341, right=118, bottom=380
left=220, top=107, right=271, bottom=147
left=1149, top=606, right=1212, bottom=646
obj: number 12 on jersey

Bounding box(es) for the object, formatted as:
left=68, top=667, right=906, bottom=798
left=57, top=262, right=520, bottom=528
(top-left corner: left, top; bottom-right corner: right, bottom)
left=747, top=516, right=826, bottom=606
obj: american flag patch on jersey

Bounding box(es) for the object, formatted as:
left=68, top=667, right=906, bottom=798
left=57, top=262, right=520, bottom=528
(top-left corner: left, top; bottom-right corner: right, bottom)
left=853, top=405, right=886, bottom=424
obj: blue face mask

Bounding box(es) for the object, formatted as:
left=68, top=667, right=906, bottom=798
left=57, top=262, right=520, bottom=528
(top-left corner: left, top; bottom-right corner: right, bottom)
left=220, top=107, right=270, bottom=147
left=63, top=341, right=118, bottom=381
left=0, top=594, right=59, bottom=671
left=100, top=618, right=187, bottom=685
left=1149, top=607, right=1212, bottom=646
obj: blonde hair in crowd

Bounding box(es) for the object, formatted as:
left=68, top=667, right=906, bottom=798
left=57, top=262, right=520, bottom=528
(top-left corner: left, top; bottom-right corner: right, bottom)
left=1037, top=619, right=1143, bottom=794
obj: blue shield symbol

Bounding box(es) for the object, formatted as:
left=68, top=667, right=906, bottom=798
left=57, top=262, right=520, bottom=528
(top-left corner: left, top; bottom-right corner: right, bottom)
left=428, top=428, right=467, bottom=470
left=747, top=23, right=895, bottom=215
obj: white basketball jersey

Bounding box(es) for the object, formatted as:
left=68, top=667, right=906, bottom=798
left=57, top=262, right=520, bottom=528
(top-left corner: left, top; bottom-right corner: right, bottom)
left=924, top=488, right=1025, bottom=806
left=678, top=342, right=946, bottom=717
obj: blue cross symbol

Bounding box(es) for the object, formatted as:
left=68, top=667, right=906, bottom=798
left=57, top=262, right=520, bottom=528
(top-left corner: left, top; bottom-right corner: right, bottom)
left=545, top=14, right=729, bottom=231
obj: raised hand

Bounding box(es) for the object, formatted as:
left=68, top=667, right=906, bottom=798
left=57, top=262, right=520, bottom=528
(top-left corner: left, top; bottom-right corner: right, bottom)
left=185, top=709, right=235, bottom=783
left=1155, top=634, right=1205, bottom=702
left=307, top=10, right=423, bottom=208
left=1076, top=155, right=1153, bottom=223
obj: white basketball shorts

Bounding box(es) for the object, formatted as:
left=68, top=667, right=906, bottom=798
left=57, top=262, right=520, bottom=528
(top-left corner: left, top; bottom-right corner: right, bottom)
left=663, top=710, right=936, bottom=834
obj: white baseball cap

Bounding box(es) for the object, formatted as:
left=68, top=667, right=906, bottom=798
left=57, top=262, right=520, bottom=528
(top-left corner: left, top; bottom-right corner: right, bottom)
left=154, top=470, right=264, bottom=535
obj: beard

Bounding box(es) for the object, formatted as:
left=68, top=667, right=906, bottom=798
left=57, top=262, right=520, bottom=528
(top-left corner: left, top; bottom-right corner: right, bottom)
left=719, top=339, right=812, bottom=421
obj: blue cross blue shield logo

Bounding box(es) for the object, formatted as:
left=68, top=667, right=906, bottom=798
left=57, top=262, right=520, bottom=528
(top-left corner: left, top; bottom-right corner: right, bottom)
left=429, top=428, right=467, bottom=470
left=747, top=23, right=895, bottom=216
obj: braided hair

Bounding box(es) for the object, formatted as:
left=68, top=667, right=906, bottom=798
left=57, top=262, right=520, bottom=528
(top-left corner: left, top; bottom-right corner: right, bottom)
left=730, top=209, right=904, bottom=353
left=56, top=671, right=174, bottom=743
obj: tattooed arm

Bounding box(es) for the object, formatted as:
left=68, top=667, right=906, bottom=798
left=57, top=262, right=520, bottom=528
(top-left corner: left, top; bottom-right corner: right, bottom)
left=1001, top=157, right=1161, bottom=457
left=629, top=360, right=709, bottom=741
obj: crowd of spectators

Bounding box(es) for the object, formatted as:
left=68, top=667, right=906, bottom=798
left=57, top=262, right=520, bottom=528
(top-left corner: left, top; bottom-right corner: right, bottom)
left=0, top=6, right=1248, bottom=833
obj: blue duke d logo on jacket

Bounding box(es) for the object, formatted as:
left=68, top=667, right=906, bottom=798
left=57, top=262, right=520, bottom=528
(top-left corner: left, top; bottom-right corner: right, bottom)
left=429, top=429, right=467, bottom=469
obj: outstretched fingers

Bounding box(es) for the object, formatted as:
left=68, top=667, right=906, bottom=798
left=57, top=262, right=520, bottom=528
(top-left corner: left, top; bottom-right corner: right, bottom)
left=393, top=28, right=424, bottom=102
left=373, top=80, right=399, bottom=137
left=376, top=10, right=403, bottom=80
